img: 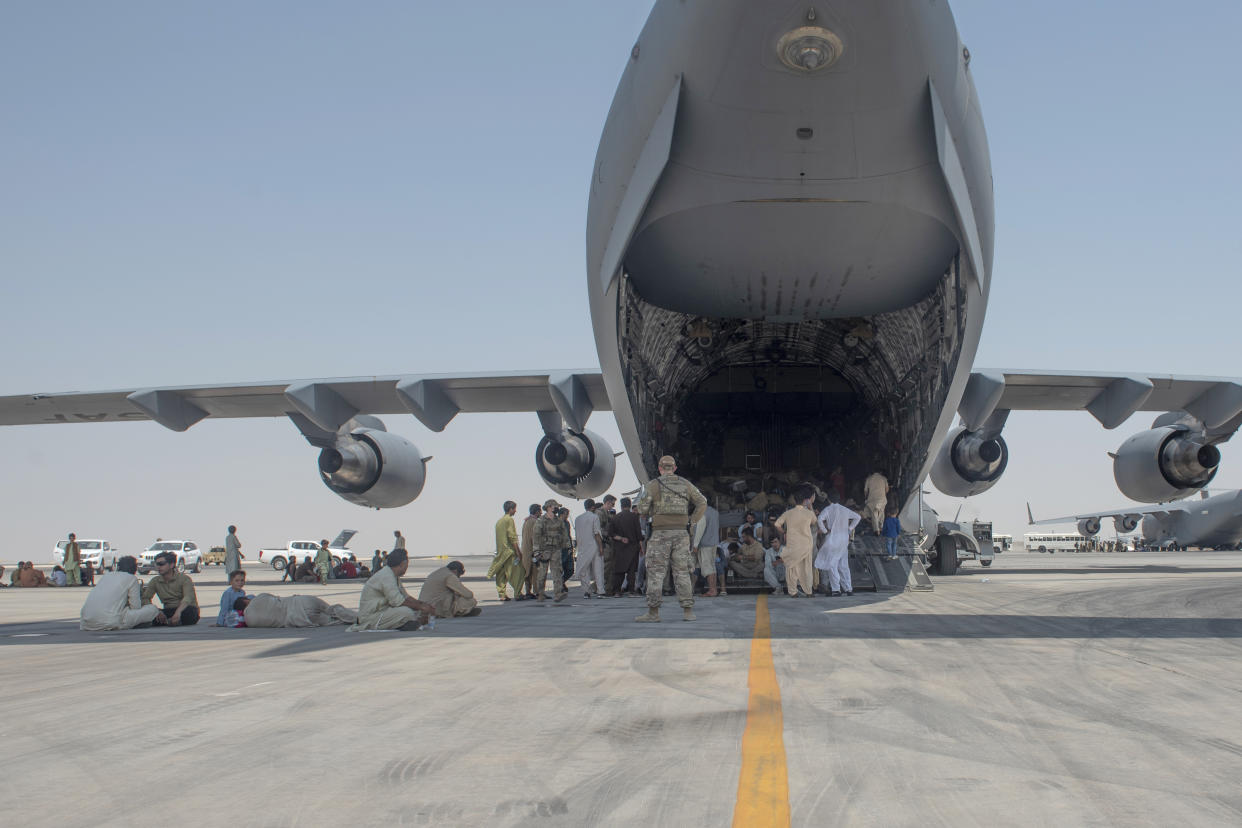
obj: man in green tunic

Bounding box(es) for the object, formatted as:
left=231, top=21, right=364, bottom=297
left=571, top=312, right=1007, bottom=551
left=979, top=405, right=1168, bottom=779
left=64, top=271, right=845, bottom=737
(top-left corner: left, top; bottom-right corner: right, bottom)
left=313, top=539, right=332, bottom=585
left=488, top=500, right=525, bottom=600
left=63, top=533, right=82, bottom=586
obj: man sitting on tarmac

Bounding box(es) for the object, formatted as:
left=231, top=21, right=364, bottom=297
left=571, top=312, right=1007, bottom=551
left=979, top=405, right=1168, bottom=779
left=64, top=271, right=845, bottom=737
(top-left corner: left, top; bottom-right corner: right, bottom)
left=418, top=561, right=481, bottom=618
left=80, top=556, right=161, bottom=630
left=141, top=551, right=200, bottom=626
left=348, top=549, right=436, bottom=631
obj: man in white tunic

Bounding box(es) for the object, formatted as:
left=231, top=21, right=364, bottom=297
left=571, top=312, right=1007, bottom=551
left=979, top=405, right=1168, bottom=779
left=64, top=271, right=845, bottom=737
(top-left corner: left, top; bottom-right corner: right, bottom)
left=816, top=498, right=861, bottom=596
left=572, top=500, right=605, bottom=598
left=79, top=556, right=160, bottom=630
left=348, top=550, right=435, bottom=631
left=234, top=594, right=357, bottom=627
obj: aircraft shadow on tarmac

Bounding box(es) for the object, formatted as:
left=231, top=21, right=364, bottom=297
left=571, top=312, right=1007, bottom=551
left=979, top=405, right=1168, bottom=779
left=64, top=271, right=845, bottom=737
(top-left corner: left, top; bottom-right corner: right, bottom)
left=4, top=594, right=1242, bottom=659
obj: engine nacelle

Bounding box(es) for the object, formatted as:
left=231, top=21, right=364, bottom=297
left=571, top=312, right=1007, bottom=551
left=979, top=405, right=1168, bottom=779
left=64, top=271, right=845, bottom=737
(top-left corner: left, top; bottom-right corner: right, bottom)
left=1113, top=514, right=1140, bottom=533
left=535, top=429, right=616, bottom=499
left=318, top=427, right=428, bottom=508
left=1112, top=426, right=1220, bottom=503
left=930, top=426, right=1009, bottom=497
left=1077, top=518, right=1101, bottom=537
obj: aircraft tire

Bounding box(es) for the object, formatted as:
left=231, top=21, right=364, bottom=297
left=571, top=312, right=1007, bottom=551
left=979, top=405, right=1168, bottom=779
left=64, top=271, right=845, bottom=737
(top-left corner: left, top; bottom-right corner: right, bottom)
left=935, top=536, right=958, bottom=575
left=980, top=560, right=992, bottom=567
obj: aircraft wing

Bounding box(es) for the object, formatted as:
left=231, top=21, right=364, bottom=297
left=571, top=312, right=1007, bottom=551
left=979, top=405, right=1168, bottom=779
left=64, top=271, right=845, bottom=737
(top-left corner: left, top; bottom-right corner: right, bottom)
left=1026, top=501, right=1181, bottom=527
left=959, top=370, right=1242, bottom=431
left=0, top=371, right=610, bottom=434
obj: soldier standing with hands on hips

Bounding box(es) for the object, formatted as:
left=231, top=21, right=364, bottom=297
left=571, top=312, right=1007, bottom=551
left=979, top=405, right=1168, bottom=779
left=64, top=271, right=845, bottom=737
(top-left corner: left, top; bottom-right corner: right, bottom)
left=634, top=455, right=707, bottom=623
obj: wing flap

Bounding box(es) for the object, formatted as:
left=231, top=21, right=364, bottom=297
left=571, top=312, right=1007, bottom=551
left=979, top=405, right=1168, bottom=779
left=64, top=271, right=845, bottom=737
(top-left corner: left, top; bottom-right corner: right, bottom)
left=986, top=370, right=1242, bottom=428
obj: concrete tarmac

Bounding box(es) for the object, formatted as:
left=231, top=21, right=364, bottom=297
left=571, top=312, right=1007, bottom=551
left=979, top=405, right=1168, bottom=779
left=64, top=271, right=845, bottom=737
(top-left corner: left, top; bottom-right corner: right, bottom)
left=3, top=551, right=1242, bottom=826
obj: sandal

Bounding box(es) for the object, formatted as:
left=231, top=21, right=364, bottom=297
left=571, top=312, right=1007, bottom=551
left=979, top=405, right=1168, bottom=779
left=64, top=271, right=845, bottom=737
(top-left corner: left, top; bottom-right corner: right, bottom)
left=705, top=589, right=718, bottom=597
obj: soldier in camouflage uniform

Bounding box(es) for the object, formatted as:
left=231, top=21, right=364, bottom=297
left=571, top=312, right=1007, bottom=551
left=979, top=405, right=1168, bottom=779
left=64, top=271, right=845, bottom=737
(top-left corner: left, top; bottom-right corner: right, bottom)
left=634, top=456, right=707, bottom=622
left=598, top=494, right=617, bottom=595
left=533, top=499, right=570, bottom=603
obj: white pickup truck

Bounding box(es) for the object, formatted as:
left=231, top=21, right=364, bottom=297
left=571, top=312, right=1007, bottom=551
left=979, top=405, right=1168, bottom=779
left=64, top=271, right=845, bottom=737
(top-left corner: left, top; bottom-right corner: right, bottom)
left=257, top=530, right=357, bottom=572
left=139, top=540, right=204, bottom=573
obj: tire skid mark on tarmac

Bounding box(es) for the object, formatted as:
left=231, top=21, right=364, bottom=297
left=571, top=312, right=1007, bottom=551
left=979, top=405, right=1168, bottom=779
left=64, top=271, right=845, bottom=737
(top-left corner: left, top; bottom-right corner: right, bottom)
left=771, top=582, right=1242, bottom=819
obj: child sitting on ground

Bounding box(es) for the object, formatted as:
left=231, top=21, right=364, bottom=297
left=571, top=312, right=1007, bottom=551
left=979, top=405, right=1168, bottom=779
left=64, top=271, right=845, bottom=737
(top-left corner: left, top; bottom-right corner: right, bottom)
left=216, top=570, right=252, bottom=626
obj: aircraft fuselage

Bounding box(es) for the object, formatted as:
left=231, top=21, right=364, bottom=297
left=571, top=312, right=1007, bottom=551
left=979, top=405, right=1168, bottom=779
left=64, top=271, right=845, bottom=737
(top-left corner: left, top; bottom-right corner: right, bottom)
left=587, top=0, right=993, bottom=512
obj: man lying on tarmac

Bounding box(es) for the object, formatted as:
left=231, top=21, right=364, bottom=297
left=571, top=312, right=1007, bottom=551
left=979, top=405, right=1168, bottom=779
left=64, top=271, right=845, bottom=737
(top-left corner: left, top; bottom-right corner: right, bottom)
left=142, top=551, right=200, bottom=626
left=232, top=594, right=358, bottom=628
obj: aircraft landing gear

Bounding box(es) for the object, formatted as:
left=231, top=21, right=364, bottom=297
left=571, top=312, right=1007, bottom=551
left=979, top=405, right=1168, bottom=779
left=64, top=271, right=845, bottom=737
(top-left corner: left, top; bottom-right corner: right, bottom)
left=934, top=536, right=958, bottom=575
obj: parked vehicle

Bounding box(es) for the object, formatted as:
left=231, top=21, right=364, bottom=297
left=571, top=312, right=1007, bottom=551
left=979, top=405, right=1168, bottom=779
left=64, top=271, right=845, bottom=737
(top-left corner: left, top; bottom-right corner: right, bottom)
left=203, top=546, right=227, bottom=566
left=258, top=530, right=357, bottom=571
left=1023, top=532, right=1079, bottom=553
left=139, top=540, right=203, bottom=573
left=52, top=539, right=117, bottom=571
left=929, top=519, right=995, bottom=575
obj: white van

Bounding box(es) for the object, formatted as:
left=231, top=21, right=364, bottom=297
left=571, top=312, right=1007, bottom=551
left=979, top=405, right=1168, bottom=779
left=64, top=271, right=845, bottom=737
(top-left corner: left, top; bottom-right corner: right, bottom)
left=52, top=539, right=116, bottom=570
left=140, top=540, right=203, bottom=573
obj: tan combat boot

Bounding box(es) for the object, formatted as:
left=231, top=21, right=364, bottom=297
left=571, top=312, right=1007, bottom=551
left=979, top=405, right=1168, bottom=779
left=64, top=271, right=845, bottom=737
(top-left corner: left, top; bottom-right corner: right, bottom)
left=683, top=607, right=696, bottom=621
left=634, top=607, right=661, bottom=623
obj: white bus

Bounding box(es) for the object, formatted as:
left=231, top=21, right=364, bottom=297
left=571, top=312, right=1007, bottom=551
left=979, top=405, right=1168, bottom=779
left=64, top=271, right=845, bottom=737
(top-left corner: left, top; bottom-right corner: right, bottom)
left=1024, top=533, right=1081, bottom=553
left=993, top=534, right=1013, bottom=552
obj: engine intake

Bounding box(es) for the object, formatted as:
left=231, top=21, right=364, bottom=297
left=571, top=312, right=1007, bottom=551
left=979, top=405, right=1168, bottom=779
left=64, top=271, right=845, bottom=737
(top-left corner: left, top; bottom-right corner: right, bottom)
left=1077, top=518, right=1101, bottom=537
left=1113, top=426, right=1219, bottom=503
left=536, top=429, right=616, bottom=499
left=1113, top=514, right=1140, bottom=533
left=319, top=428, right=428, bottom=508
left=930, top=426, right=1009, bottom=498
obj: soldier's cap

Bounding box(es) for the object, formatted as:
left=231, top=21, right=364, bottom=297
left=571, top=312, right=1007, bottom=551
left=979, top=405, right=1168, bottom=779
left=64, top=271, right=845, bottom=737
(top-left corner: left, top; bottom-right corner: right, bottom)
left=543, top=498, right=560, bottom=510
left=658, top=455, right=677, bottom=469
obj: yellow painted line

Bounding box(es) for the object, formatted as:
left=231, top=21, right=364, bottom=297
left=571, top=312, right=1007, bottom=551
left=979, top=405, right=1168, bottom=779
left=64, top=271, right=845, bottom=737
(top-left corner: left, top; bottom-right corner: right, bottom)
left=733, top=594, right=791, bottom=827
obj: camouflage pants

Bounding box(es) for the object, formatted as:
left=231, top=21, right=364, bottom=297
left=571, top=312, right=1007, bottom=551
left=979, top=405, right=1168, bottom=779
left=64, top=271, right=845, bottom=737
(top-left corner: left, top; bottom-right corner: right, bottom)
left=316, top=564, right=329, bottom=585
left=602, top=543, right=615, bottom=594
left=644, top=530, right=694, bottom=609
left=534, top=554, right=565, bottom=597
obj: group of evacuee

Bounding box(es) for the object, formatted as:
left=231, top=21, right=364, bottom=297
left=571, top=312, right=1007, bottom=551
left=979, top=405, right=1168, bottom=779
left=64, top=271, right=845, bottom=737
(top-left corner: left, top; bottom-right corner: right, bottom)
left=65, top=462, right=905, bottom=633
left=73, top=534, right=482, bottom=633
left=488, top=460, right=905, bottom=610
left=490, top=493, right=647, bottom=605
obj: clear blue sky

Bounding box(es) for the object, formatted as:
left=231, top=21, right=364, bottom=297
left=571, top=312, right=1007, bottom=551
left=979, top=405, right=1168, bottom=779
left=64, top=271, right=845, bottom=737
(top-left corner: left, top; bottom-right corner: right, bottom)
left=2, top=1, right=1240, bottom=563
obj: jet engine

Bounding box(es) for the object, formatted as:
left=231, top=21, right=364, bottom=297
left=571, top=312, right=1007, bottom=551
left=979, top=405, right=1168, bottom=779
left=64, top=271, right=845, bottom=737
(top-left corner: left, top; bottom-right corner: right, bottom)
left=1113, top=514, right=1140, bottom=533
left=318, top=426, right=428, bottom=508
left=1077, top=518, right=1101, bottom=537
left=930, top=426, right=1009, bottom=497
left=535, top=429, right=616, bottom=499
left=1112, top=426, right=1220, bottom=503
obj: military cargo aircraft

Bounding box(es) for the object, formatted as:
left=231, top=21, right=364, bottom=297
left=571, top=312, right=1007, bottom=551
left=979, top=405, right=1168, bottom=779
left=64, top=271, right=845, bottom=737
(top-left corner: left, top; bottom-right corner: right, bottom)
left=1029, top=490, right=1242, bottom=552
left=2, top=1, right=1239, bottom=577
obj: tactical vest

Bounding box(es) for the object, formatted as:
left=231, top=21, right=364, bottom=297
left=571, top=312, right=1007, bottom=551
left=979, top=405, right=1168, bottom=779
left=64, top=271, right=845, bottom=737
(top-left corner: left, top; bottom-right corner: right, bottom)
left=651, top=476, right=692, bottom=516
